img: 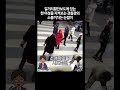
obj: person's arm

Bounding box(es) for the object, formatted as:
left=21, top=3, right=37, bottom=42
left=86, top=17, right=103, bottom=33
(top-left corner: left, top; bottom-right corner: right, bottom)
left=20, top=25, right=33, bottom=48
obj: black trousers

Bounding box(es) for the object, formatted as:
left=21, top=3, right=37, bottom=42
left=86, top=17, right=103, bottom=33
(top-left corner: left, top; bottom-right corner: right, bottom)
left=86, top=21, right=90, bottom=36
left=95, top=42, right=107, bottom=59
left=75, top=43, right=80, bottom=51
left=62, top=35, right=68, bottom=45
left=69, top=34, right=73, bottom=41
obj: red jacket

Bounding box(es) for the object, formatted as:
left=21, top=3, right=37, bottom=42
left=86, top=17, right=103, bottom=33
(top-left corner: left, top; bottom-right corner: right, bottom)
left=56, top=29, right=64, bottom=45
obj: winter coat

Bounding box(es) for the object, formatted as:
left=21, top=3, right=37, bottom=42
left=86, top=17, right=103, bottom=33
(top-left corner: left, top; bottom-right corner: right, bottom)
left=44, top=34, right=56, bottom=53
left=22, top=25, right=36, bottom=64
left=56, top=29, right=64, bottom=45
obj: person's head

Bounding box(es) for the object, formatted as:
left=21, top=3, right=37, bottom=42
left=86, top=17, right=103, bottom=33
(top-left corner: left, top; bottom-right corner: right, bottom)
left=11, top=70, right=26, bottom=88
left=108, top=21, right=113, bottom=27
left=72, top=54, right=82, bottom=63
left=56, top=22, right=59, bottom=26
left=40, top=55, right=46, bottom=63
left=58, top=29, right=62, bottom=33
left=99, top=71, right=112, bottom=82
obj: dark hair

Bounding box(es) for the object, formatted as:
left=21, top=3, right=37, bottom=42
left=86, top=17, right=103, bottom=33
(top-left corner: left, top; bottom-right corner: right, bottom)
left=100, top=71, right=112, bottom=81
left=11, top=70, right=26, bottom=81
left=76, top=56, right=82, bottom=62
left=108, top=21, right=113, bottom=25
left=40, top=55, right=46, bottom=60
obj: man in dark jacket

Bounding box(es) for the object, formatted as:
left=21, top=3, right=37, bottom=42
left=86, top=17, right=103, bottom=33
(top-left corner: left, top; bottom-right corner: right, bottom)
left=43, top=34, right=57, bottom=61
left=74, top=33, right=82, bottom=52
left=62, top=25, right=69, bottom=46
left=53, top=22, right=59, bottom=36
left=19, top=25, right=36, bottom=82
left=93, top=21, right=113, bottom=62
left=19, top=25, right=36, bottom=69
left=38, top=55, right=48, bottom=70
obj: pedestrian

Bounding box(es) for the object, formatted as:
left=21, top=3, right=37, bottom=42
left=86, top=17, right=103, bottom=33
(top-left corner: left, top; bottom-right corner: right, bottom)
left=102, top=0, right=109, bottom=14
left=85, top=65, right=113, bottom=90
left=93, top=21, right=113, bottom=62
left=62, top=25, right=69, bottom=46
left=74, top=33, right=82, bottom=52
left=19, top=25, right=36, bottom=82
left=43, top=34, right=57, bottom=61
left=68, top=26, right=75, bottom=41
left=85, top=0, right=97, bottom=36
left=53, top=22, right=59, bottom=36
left=56, top=29, right=64, bottom=49
left=38, top=55, right=48, bottom=70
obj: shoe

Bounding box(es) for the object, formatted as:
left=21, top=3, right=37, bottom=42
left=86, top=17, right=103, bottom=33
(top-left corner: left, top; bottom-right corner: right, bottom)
left=63, top=44, right=66, bottom=46
left=98, top=58, right=103, bottom=62
left=93, top=55, right=97, bottom=59
left=71, top=40, right=73, bottom=41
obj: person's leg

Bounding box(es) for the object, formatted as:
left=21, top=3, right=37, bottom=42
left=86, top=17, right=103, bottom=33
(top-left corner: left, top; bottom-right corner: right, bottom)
left=19, top=56, right=26, bottom=70
left=64, top=36, right=67, bottom=45
left=71, top=35, right=73, bottom=41
left=98, top=43, right=107, bottom=62
left=87, top=21, right=90, bottom=36
left=43, top=50, right=46, bottom=56
left=93, top=42, right=103, bottom=59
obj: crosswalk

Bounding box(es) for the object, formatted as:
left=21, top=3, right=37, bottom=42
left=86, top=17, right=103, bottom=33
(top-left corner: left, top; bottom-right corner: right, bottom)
left=37, top=21, right=83, bottom=71
left=85, top=9, right=114, bottom=90
left=6, top=0, right=35, bottom=90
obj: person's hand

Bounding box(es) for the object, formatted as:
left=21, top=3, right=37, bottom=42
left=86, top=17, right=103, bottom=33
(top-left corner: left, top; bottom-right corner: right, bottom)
left=43, top=44, right=46, bottom=46
left=20, top=40, right=25, bottom=48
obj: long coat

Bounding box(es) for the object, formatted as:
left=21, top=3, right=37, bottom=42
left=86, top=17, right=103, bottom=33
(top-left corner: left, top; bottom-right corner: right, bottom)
left=22, top=25, right=36, bottom=65
left=56, top=29, right=64, bottom=45
left=44, top=34, right=56, bottom=54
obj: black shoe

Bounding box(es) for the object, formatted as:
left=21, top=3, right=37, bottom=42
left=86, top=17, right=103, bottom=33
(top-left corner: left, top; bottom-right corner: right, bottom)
left=98, top=58, right=103, bottom=62
left=71, top=40, right=73, bottom=41
left=93, top=55, right=97, bottom=59
left=63, top=44, right=66, bottom=46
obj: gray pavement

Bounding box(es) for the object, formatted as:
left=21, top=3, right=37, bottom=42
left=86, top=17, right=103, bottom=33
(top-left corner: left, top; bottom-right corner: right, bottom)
left=85, top=0, right=114, bottom=89
left=6, top=0, right=35, bottom=89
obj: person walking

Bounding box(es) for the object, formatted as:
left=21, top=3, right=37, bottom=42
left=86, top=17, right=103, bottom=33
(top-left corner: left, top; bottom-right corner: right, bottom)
left=56, top=29, right=64, bottom=49
left=68, top=26, right=75, bottom=41
left=43, top=34, right=57, bottom=61
left=93, top=21, right=113, bottom=62
left=85, top=0, right=97, bottom=36
left=19, top=25, right=36, bottom=82
left=74, top=32, right=82, bottom=52
left=62, top=25, right=69, bottom=46
left=53, top=22, right=59, bottom=36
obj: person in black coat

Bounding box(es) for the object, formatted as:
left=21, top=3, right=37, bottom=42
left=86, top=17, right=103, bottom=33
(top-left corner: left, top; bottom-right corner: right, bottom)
left=38, top=55, right=48, bottom=70
left=74, top=33, right=82, bottom=52
left=18, top=25, right=36, bottom=82
left=62, top=25, right=69, bottom=46
left=43, top=34, right=57, bottom=61
left=93, top=21, right=113, bottom=62
left=19, top=25, right=36, bottom=69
